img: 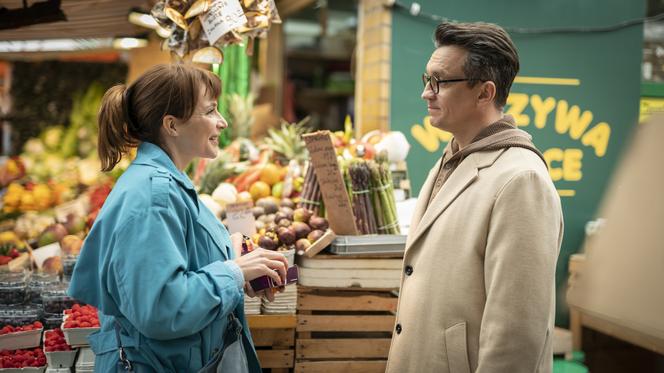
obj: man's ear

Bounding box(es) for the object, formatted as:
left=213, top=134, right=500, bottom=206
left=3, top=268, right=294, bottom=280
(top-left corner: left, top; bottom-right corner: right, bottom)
left=477, top=81, right=497, bottom=105
left=162, top=115, right=178, bottom=137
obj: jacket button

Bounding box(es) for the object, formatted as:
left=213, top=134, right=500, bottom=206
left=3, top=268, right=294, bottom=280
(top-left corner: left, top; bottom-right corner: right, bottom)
left=405, top=265, right=413, bottom=276
left=395, top=323, right=402, bottom=334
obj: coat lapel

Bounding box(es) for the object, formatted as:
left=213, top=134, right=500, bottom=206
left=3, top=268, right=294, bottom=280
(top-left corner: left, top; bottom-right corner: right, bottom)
left=405, top=149, right=507, bottom=254
left=406, top=157, right=442, bottom=246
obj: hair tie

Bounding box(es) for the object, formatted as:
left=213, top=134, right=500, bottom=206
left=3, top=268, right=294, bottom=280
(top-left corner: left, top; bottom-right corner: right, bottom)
left=122, top=86, right=137, bottom=131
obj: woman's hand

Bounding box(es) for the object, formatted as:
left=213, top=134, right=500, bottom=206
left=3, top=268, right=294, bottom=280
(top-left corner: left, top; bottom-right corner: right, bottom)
left=232, top=246, right=288, bottom=285
left=244, top=283, right=279, bottom=302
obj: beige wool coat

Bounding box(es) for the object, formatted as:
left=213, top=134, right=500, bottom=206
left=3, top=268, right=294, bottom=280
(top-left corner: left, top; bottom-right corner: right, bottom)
left=386, top=147, right=563, bottom=373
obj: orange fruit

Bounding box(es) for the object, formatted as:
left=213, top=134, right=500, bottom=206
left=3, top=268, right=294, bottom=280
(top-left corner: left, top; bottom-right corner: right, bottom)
left=259, top=164, right=282, bottom=186
left=249, top=181, right=271, bottom=201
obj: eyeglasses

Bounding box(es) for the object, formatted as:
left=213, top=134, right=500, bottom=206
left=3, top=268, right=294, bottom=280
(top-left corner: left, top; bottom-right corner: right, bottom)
left=422, top=73, right=481, bottom=94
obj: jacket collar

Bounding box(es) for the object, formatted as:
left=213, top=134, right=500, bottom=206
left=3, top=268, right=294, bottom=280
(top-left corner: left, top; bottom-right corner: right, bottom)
left=405, top=148, right=506, bottom=255
left=132, top=142, right=196, bottom=192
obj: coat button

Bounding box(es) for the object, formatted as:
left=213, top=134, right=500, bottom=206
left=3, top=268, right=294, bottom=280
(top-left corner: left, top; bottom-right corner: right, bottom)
left=395, top=323, right=402, bottom=334
left=405, top=265, right=413, bottom=276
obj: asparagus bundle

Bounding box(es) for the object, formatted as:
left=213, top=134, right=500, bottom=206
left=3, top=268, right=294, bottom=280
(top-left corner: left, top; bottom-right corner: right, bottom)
left=349, top=160, right=378, bottom=234
left=369, top=161, right=400, bottom=234
left=299, top=163, right=323, bottom=215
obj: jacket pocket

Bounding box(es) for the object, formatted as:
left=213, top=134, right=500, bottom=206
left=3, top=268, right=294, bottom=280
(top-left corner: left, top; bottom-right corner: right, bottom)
left=445, top=322, right=471, bottom=373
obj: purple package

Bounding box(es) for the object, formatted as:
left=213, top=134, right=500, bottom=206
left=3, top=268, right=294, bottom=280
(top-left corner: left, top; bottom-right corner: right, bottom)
left=249, top=265, right=299, bottom=292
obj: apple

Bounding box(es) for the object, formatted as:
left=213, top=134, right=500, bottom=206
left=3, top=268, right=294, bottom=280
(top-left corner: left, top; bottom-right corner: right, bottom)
left=37, top=224, right=68, bottom=248
left=60, top=235, right=83, bottom=256
left=64, top=213, right=86, bottom=234
left=42, top=256, right=63, bottom=274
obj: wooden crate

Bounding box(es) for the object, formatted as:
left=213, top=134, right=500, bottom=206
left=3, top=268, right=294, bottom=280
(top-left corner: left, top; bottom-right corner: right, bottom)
left=295, top=286, right=397, bottom=373
left=248, top=315, right=296, bottom=373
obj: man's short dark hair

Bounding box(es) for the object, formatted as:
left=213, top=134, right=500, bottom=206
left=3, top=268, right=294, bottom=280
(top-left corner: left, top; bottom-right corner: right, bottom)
left=434, top=22, right=519, bottom=108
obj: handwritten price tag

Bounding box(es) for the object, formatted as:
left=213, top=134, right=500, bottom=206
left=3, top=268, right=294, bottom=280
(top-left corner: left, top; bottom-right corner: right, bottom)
left=201, top=0, right=248, bottom=45
left=226, top=201, right=256, bottom=236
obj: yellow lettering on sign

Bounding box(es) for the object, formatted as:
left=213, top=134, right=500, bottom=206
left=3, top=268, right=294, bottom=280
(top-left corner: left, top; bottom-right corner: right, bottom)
left=544, top=148, right=564, bottom=181
left=505, top=93, right=530, bottom=126
left=563, top=148, right=583, bottom=181
left=530, top=95, right=556, bottom=129
left=410, top=116, right=453, bottom=153
left=581, top=122, right=610, bottom=157
left=555, top=100, right=593, bottom=139
left=543, top=148, right=584, bottom=182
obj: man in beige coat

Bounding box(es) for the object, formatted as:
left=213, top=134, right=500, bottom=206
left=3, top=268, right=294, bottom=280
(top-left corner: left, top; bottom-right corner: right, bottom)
left=386, top=22, right=563, bottom=373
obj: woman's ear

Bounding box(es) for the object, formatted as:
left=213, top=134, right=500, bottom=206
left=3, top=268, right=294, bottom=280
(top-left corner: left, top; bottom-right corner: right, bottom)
left=162, top=115, right=179, bottom=137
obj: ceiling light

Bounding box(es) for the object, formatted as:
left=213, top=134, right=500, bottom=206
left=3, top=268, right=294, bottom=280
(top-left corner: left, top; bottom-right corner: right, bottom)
left=128, top=11, right=159, bottom=29
left=0, top=38, right=112, bottom=53
left=112, top=37, right=148, bottom=50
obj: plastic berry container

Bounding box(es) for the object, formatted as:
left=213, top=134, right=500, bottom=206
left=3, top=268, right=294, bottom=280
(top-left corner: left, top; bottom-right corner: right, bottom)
left=42, top=313, right=64, bottom=330
left=61, top=256, right=77, bottom=283
left=0, top=305, right=42, bottom=327
left=0, top=272, right=28, bottom=305
left=27, top=273, right=60, bottom=305
left=41, top=285, right=76, bottom=315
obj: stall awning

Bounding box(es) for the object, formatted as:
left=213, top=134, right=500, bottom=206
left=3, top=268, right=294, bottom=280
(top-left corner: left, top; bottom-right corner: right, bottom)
left=0, top=0, right=148, bottom=41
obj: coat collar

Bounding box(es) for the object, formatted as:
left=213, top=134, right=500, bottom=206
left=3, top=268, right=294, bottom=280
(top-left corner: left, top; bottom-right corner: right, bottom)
left=132, top=142, right=196, bottom=192
left=405, top=148, right=507, bottom=254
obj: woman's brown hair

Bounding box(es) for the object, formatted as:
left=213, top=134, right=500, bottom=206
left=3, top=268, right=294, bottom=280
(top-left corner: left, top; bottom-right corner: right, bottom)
left=98, top=63, right=221, bottom=171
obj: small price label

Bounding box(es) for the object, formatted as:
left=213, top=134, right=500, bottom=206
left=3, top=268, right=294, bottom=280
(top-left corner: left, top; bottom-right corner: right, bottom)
left=226, top=201, right=256, bottom=237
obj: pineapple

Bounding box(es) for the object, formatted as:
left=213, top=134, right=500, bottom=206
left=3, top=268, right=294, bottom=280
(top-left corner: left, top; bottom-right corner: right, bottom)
left=228, top=93, right=255, bottom=140
left=264, top=117, right=311, bottom=165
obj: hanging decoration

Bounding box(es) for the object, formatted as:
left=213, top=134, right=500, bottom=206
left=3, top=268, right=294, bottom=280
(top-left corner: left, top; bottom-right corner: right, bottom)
left=150, top=0, right=280, bottom=64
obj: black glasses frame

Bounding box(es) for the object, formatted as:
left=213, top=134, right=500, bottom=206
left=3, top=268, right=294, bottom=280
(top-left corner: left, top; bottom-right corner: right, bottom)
left=422, top=73, right=481, bottom=94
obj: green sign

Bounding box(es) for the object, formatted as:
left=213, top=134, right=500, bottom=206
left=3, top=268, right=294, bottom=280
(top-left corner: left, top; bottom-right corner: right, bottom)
left=390, top=0, right=645, bottom=325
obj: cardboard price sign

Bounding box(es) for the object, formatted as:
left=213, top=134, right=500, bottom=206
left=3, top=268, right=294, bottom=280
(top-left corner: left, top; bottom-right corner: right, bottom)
left=225, top=201, right=256, bottom=236
left=303, top=131, right=358, bottom=235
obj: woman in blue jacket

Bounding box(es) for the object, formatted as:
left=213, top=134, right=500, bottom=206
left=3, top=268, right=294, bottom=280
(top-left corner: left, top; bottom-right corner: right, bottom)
left=68, top=64, right=289, bottom=372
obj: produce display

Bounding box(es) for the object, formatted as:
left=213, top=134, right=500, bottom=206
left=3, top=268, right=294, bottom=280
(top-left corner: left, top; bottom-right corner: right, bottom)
left=0, top=348, right=46, bottom=368
left=251, top=202, right=329, bottom=254
left=0, top=157, right=25, bottom=188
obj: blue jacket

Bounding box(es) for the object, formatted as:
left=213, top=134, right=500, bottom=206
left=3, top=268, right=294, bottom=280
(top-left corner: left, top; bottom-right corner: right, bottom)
left=68, top=142, right=261, bottom=372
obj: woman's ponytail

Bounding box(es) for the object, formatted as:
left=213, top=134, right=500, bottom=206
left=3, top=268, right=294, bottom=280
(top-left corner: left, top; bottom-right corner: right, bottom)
left=97, top=84, right=138, bottom=172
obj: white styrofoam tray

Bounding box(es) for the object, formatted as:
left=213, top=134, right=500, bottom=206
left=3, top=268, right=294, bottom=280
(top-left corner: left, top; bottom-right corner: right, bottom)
left=42, top=332, right=77, bottom=368
left=0, top=328, right=43, bottom=350
left=60, top=316, right=99, bottom=347
left=0, top=367, right=47, bottom=373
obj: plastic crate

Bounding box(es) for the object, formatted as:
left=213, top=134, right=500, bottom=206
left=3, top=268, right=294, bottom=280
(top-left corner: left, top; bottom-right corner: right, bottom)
left=329, top=235, right=406, bottom=255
